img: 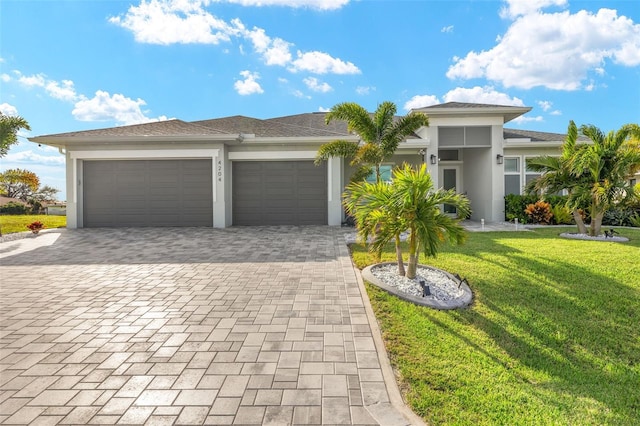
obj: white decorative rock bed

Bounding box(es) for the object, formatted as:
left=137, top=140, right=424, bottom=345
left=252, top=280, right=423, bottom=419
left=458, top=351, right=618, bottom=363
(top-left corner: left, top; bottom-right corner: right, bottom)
left=559, top=232, right=629, bottom=242
left=362, top=262, right=473, bottom=309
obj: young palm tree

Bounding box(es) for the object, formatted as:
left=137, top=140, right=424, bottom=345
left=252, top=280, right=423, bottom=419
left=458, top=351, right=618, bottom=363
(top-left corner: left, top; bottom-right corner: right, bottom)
left=344, top=164, right=470, bottom=279
left=343, top=179, right=408, bottom=276
left=315, top=102, right=429, bottom=183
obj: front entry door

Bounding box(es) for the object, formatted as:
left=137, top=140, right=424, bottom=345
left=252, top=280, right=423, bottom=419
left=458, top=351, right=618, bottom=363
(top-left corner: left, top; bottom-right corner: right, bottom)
left=439, top=166, right=461, bottom=215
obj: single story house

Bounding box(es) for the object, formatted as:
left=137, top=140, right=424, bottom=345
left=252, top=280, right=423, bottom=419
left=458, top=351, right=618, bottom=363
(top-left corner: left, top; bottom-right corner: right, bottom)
left=30, top=102, right=589, bottom=228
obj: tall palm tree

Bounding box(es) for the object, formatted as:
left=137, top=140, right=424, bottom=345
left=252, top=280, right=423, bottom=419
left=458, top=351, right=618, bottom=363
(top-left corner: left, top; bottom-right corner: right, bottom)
left=315, top=102, right=429, bottom=183
left=344, top=164, right=470, bottom=279
left=0, top=113, right=31, bottom=158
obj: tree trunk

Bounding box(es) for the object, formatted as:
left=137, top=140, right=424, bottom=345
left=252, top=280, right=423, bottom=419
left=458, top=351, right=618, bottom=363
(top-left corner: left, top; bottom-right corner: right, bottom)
left=394, top=234, right=405, bottom=276
left=590, top=211, right=604, bottom=236
left=375, top=164, right=381, bottom=183
left=572, top=210, right=587, bottom=234
left=406, top=228, right=418, bottom=279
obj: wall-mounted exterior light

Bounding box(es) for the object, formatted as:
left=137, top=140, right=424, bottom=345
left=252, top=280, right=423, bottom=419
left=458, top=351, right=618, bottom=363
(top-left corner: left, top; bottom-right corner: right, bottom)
left=496, top=154, right=504, bottom=165
left=430, top=154, right=437, bottom=165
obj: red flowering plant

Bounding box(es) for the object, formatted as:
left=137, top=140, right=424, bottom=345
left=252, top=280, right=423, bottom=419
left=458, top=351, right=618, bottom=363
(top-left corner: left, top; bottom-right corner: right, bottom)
left=26, top=221, right=45, bottom=233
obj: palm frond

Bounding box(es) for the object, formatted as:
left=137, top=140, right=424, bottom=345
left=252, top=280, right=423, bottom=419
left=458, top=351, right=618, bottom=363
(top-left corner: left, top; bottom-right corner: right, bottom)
left=314, top=140, right=359, bottom=165
left=325, top=102, right=377, bottom=142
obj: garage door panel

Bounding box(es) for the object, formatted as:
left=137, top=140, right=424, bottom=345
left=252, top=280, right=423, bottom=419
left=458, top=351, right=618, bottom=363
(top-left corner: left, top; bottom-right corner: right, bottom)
left=232, top=161, right=327, bottom=226
left=83, top=159, right=212, bottom=227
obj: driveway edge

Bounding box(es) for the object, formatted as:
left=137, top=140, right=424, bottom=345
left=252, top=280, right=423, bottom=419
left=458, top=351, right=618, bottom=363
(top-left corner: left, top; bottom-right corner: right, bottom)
left=337, top=232, right=427, bottom=426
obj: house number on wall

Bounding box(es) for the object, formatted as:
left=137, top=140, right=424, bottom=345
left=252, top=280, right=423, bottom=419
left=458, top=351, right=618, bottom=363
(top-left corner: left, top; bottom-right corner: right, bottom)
left=217, top=160, right=223, bottom=182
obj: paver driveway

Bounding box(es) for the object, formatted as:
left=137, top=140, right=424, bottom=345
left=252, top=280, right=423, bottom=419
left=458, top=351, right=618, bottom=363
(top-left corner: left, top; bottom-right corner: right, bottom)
left=0, top=227, right=416, bottom=425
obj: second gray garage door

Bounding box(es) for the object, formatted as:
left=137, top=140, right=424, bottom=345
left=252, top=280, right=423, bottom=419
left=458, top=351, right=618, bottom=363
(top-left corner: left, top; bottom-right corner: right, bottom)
left=83, top=159, right=213, bottom=227
left=232, top=161, right=327, bottom=225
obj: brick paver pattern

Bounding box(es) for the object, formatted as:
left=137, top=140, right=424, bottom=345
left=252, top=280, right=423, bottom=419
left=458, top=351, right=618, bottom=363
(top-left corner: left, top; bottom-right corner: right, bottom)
left=0, top=227, right=400, bottom=425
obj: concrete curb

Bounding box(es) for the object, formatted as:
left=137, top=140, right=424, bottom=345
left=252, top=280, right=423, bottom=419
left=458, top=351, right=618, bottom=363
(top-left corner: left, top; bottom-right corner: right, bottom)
left=362, top=262, right=473, bottom=310
left=349, top=258, right=428, bottom=426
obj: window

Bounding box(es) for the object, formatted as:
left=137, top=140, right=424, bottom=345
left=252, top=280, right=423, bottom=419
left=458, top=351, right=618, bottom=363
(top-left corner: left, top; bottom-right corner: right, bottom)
left=504, top=157, right=521, bottom=195
left=366, top=165, right=393, bottom=183
left=438, top=149, right=460, bottom=161
left=504, top=158, right=519, bottom=173
left=525, top=157, right=542, bottom=190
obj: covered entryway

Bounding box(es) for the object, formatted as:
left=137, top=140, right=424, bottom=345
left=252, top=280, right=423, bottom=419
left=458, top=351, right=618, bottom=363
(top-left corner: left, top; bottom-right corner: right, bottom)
left=232, top=160, right=327, bottom=225
left=83, top=159, right=213, bottom=227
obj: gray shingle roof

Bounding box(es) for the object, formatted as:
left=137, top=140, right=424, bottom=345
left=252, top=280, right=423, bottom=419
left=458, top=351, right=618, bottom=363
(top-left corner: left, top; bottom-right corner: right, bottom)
left=36, top=119, right=229, bottom=138
left=504, top=128, right=589, bottom=142
left=419, top=101, right=525, bottom=110
left=194, top=114, right=347, bottom=138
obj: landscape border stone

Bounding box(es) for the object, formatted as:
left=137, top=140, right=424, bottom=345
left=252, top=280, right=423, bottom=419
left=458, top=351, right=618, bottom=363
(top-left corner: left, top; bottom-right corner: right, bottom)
left=362, top=262, right=473, bottom=310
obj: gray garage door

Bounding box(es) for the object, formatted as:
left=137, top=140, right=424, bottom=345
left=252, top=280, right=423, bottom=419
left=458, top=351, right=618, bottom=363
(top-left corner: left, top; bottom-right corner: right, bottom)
left=233, top=161, right=327, bottom=225
left=83, top=159, right=213, bottom=227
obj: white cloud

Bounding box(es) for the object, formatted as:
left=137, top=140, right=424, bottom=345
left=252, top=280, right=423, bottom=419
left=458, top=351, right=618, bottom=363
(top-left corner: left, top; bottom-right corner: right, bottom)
left=499, top=0, right=567, bottom=19
left=72, top=90, right=168, bottom=125
left=318, top=106, right=330, bottom=112
left=356, top=86, right=374, bottom=95
left=109, top=0, right=237, bottom=45
left=18, top=73, right=46, bottom=87
left=447, top=7, right=640, bottom=90
left=217, top=0, right=349, bottom=10
left=537, top=100, right=552, bottom=111
left=243, top=26, right=292, bottom=66
left=550, top=110, right=562, bottom=116
left=403, top=94, right=440, bottom=111
left=1, top=74, right=10, bottom=82
left=290, top=51, right=360, bottom=74
left=441, top=25, right=454, bottom=33
left=292, top=90, right=310, bottom=99
left=3, top=150, right=65, bottom=166
left=303, top=77, right=332, bottom=93
left=111, top=1, right=359, bottom=75
left=0, top=103, right=19, bottom=116
left=234, top=70, right=264, bottom=95
left=45, top=80, right=79, bottom=102
left=512, top=115, right=544, bottom=124
left=443, top=86, right=525, bottom=106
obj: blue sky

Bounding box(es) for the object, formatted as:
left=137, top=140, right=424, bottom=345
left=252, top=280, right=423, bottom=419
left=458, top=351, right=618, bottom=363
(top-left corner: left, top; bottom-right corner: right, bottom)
left=1, top=0, right=639, bottom=200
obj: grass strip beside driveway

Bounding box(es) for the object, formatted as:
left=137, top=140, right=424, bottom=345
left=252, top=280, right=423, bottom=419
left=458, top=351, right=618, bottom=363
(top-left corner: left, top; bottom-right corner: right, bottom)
left=351, top=227, right=640, bottom=425
left=0, top=214, right=66, bottom=234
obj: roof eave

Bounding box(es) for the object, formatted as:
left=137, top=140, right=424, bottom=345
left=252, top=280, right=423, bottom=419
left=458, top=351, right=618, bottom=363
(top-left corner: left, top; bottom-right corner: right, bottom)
left=29, top=134, right=243, bottom=146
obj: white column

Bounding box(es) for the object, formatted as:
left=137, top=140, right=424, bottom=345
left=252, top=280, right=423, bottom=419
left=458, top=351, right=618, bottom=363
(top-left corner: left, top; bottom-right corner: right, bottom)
left=327, top=157, right=343, bottom=226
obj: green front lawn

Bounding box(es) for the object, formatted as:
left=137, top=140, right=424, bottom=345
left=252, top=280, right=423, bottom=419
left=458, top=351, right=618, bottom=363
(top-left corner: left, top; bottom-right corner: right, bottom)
left=0, top=214, right=66, bottom=234
left=352, top=227, right=640, bottom=425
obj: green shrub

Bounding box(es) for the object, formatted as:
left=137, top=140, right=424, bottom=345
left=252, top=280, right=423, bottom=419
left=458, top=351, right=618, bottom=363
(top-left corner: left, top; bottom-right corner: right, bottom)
left=505, top=194, right=537, bottom=223
left=0, top=202, right=29, bottom=215
left=551, top=204, right=573, bottom=225
left=629, top=213, right=640, bottom=227
left=525, top=201, right=553, bottom=224
left=603, top=208, right=640, bottom=227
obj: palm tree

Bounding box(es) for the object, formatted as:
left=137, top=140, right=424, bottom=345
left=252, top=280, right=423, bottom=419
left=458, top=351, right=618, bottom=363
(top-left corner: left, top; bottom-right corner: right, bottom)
left=571, top=123, right=640, bottom=236
left=343, top=179, right=408, bottom=276
left=528, top=121, right=640, bottom=236
left=344, top=164, right=470, bottom=279
left=315, top=102, right=429, bottom=183
left=0, top=113, right=31, bottom=158
left=526, top=121, right=589, bottom=234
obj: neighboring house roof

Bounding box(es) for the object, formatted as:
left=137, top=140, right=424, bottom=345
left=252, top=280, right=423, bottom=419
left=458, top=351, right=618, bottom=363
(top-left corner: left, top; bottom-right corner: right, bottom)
left=0, top=196, right=28, bottom=207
